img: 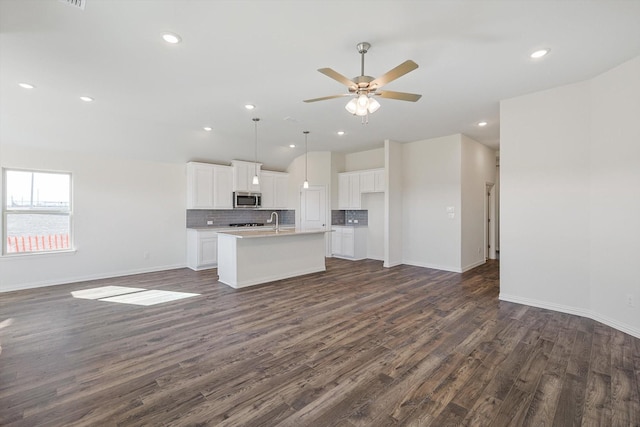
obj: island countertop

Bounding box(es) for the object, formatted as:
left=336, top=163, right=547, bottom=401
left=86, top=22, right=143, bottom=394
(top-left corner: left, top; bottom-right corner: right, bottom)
left=217, top=228, right=327, bottom=239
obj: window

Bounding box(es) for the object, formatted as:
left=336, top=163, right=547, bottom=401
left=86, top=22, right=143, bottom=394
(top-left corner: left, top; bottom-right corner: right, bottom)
left=3, top=169, right=72, bottom=254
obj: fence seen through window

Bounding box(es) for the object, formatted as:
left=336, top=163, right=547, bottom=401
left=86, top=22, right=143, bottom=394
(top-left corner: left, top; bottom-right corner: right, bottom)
left=3, top=169, right=72, bottom=254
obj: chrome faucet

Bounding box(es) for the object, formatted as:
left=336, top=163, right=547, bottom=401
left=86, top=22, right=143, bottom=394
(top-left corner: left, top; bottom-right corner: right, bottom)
left=267, top=211, right=279, bottom=231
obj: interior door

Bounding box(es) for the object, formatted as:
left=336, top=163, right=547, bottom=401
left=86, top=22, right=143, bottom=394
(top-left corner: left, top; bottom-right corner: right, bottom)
left=300, top=185, right=326, bottom=231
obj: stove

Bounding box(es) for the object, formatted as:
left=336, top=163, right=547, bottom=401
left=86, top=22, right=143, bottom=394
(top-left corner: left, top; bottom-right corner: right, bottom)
left=229, top=223, right=265, bottom=227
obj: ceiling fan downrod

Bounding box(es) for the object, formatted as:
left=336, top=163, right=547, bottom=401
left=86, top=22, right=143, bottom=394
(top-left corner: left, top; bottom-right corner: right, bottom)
left=357, top=42, right=370, bottom=77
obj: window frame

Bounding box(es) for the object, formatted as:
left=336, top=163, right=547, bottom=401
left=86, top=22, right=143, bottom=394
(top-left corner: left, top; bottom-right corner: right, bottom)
left=2, top=167, right=74, bottom=256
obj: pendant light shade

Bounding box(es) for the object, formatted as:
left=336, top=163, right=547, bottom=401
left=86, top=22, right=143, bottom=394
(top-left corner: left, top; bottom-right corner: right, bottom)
left=303, top=131, right=309, bottom=189
left=252, top=118, right=260, bottom=185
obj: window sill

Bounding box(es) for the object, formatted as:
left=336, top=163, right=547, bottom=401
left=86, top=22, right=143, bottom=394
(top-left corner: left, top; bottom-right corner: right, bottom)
left=0, top=249, right=77, bottom=260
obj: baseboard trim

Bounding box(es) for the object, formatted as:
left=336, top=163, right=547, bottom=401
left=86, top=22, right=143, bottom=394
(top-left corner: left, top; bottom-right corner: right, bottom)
left=402, top=259, right=462, bottom=273
left=462, top=259, right=486, bottom=272
left=2, top=263, right=187, bottom=293
left=499, top=293, right=640, bottom=339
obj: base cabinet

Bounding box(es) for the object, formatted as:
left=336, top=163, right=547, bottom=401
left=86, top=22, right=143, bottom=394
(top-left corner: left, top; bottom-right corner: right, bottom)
left=187, top=229, right=218, bottom=270
left=331, top=226, right=367, bottom=260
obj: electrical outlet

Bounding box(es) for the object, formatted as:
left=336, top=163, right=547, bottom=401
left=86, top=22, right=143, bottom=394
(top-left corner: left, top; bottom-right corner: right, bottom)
left=143, top=251, right=149, bottom=260
left=477, top=247, right=481, bottom=254
left=627, top=294, right=634, bottom=307
left=207, top=220, right=213, bottom=225
left=354, top=219, right=358, bottom=223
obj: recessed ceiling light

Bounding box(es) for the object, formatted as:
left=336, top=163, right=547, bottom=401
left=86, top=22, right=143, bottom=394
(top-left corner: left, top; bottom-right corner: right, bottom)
left=80, top=96, right=94, bottom=102
left=289, top=144, right=296, bottom=148
left=203, top=127, right=212, bottom=132
left=162, top=32, right=181, bottom=44
left=18, top=83, right=35, bottom=89
left=530, top=49, right=550, bottom=59
left=337, top=131, right=345, bottom=136
left=478, top=121, right=488, bottom=127
left=245, top=104, right=255, bottom=110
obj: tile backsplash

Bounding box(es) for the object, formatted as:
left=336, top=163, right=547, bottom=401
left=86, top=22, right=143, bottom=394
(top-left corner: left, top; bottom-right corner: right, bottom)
left=331, top=210, right=368, bottom=226
left=187, top=209, right=295, bottom=228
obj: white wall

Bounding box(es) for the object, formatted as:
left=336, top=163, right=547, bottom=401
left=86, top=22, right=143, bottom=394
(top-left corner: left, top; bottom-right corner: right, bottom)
left=344, top=147, right=384, bottom=171
left=589, top=56, right=640, bottom=335
left=461, top=135, right=496, bottom=271
left=0, top=145, right=186, bottom=291
left=385, top=140, right=403, bottom=267
left=362, top=192, right=384, bottom=260
left=401, top=135, right=462, bottom=271
left=500, top=55, right=640, bottom=338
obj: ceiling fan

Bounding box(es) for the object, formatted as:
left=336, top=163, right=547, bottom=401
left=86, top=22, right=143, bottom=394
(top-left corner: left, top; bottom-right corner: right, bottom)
left=303, top=42, right=422, bottom=118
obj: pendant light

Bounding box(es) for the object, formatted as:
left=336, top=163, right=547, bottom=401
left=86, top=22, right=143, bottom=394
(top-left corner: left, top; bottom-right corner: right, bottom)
left=252, top=118, right=260, bottom=185
left=303, top=131, right=309, bottom=189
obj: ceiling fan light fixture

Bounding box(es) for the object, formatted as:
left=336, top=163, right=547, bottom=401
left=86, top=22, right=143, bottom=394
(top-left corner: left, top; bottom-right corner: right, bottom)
left=354, top=94, right=370, bottom=116
left=367, top=97, right=381, bottom=114
left=345, top=98, right=358, bottom=115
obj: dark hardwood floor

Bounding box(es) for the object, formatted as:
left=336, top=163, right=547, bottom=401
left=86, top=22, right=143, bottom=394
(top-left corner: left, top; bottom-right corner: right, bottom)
left=1, top=258, right=639, bottom=426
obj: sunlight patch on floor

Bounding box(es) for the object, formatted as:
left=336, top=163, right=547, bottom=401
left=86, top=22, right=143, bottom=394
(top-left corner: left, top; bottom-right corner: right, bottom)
left=71, top=286, right=199, bottom=306
left=71, top=286, right=145, bottom=300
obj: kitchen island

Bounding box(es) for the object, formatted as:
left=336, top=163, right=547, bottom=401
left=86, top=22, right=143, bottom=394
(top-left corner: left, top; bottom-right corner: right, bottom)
left=217, top=228, right=327, bottom=289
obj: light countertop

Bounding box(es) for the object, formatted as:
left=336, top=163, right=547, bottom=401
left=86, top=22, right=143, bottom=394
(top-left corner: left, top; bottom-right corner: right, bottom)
left=217, top=228, right=327, bottom=239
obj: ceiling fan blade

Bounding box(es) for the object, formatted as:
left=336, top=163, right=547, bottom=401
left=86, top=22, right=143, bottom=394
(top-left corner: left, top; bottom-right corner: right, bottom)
left=369, top=60, right=419, bottom=89
left=318, top=68, right=358, bottom=89
left=303, top=94, right=352, bottom=103
left=376, top=90, right=422, bottom=102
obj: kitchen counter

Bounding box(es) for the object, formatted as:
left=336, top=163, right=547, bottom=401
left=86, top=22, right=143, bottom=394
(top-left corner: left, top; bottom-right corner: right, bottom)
left=217, top=228, right=322, bottom=239
left=217, top=228, right=328, bottom=289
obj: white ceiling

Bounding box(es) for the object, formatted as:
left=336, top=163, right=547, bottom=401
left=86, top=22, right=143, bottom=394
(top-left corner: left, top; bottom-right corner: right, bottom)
left=2, top=0, right=640, bottom=170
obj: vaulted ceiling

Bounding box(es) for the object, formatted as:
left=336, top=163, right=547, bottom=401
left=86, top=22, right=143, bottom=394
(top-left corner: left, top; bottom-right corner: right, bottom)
left=2, top=0, right=640, bottom=170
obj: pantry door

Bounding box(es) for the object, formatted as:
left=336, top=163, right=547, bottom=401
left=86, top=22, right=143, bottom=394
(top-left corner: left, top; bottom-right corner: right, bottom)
left=300, top=185, right=326, bottom=231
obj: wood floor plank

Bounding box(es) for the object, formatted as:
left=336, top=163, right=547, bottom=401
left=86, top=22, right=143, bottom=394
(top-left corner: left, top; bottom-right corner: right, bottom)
left=1, top=259, right=639, bottom=426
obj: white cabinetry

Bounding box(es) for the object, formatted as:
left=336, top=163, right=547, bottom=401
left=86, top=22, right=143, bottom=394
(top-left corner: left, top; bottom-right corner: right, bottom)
left=187, top=162, right=233, bottom=209
left=360, top=168, right=385, bottom=193
left=231, top=160, right=261, bottom=193
left=261, top=171, right=289, bottom=209
left=187, top=229, right=219, bottom=270
left=338, top=172, right=361, bottom=209
left=331, top=226, right=367, bottom=260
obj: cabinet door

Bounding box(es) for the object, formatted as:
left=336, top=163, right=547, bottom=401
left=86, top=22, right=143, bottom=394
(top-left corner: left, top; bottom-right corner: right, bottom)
left=187, top=163, right=214, bottom=209
left=260, top=173, right=275, bottom=208
left=213, top=166, right=233, bottom=209
left=331, top=228, right=342, bottom=255
left=338, top=174, right=350, bottom=209
left=374, top=169, right=385, bottom=192
left=349, top=174, right=361, bottom=209
left=198, top=236, right=217, bottom=266
left=342, top=228, right=355, bottom=257
left=233, top=162, right=249, bottom=192
left=274, top=174, right=288, bottom=208
left=360, top=171, right=375, bottom=193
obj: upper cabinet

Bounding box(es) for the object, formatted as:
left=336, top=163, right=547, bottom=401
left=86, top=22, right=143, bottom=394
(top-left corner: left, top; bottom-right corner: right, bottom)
left=338, top=172, right=361, bottom=210
left=360, top=168, right=385, bottom=193
left=261, top=171, right=289, bottom=209
left=231, top=160, right=261, bottom=193
left=186, top=162, right=233, bottom=209
left=338, top=168, right=384, bottom=209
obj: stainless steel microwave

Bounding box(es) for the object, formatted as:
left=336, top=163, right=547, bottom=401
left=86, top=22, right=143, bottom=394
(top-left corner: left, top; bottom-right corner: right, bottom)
left=233, top=191, right=261, bottom=209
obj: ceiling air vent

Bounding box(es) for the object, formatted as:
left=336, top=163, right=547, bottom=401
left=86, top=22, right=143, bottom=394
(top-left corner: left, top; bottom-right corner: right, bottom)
left=59, top=0, right=86, bottom=10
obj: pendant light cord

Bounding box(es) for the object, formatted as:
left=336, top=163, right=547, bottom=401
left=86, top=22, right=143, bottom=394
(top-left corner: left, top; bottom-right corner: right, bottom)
left=253, top=118, right=260, bottom=178
left=304, top=131, right=309, bottom=181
